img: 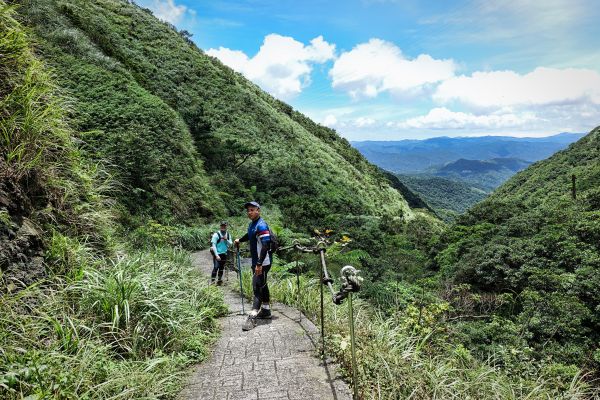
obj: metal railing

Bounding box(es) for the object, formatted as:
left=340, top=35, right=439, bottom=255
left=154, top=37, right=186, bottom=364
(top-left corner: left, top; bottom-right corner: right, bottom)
left=284, top=240, right=362, bottom=400
left=233, top=239, right=362, bottom=399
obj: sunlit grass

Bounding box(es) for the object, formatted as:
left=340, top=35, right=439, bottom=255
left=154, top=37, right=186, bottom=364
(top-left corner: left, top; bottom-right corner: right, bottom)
left=0, top=247, right=225, bottom=399
left=238, top=265, right=598, bottom=399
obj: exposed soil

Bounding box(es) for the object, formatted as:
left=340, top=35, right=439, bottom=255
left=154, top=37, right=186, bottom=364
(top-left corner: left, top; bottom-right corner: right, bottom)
left=0, top=172, right=47, bottom=292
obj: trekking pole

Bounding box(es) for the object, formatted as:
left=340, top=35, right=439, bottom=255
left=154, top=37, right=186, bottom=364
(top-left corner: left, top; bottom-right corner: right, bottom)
left=236, top=249, right=245, bottom=315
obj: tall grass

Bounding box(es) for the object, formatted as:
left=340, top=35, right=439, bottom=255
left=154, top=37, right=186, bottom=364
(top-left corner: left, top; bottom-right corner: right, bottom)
left=0, top=3, right=69, bottom=180
left=1, top=5, right=227, bottom=398
left=0, top=247, right=226, bottom=399
left=242, top=265, right=598, bottom=399
left=1, top=1, right=113, bottom=250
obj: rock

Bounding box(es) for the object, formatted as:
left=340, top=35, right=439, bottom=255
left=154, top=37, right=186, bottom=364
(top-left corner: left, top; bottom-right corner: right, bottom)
left=18, top=218, right=40, bottom=237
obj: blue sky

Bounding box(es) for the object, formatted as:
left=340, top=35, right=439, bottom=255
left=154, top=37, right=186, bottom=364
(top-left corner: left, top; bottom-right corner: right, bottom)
left=135, top=0, right=600, bottom=140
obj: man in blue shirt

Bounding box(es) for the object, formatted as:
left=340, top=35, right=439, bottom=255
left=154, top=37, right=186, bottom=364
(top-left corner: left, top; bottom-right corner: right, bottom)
left=211, top=221, right=232, bottom=285
left=235, top=201, right=272, bottom=331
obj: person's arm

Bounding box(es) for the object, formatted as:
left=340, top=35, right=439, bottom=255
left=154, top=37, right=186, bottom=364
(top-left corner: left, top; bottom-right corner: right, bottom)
left=211, top=233, right=220, bottom=260
left=227, top=232, right=233, bottom=247
left=258, top=246, right=269, bottom=265
left=234, top=232, right=248, bottom=249
left=256, top=224, right=271, bottom=265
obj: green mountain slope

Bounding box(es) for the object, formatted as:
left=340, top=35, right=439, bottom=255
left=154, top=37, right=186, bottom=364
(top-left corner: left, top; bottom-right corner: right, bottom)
left=17, top=0, right=412, bottom=228
left=1, top=6, right=225, bottom=398
left=432, top=157, right=532, bottom=191
left=397, top=174, right=488, bottom=221
left=434, top=127, right=600, bottom=366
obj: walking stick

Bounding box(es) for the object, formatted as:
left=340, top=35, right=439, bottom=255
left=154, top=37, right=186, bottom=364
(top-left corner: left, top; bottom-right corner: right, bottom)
left=236, top=248, right=245, bottom=315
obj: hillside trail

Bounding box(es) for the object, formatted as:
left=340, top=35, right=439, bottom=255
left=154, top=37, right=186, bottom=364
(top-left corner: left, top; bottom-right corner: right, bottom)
left=179, top=250, right=353, bottom=400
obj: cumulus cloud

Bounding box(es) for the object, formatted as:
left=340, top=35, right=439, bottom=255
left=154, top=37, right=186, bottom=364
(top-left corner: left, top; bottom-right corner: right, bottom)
left=322, top=114, right=338, bottom=127
left=207, top=34, right=335, bottom=100
left=354, top=117, right=376, bottom=127
left=146, top=0, right=188, bottom=24
left=320, top=115, right=379, bottom=130
left=395, top=107, right=539, bottom=130
left=329, top=39, right=456, bottom=99
left=434, top=67, right=600, bottom=109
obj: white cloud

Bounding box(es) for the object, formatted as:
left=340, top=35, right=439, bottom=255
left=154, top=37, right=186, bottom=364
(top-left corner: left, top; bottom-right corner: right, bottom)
left=395, top=107, right=539, bottom=130
left=207, top=34, right=335, bottom=100
left=434, top=67, right=600, bottom=109
left=322, top=114, right=338, bottom=127
left=354, top=117, right=376, bottom=127
left=146, top=0, right=188, bottom=24
left=320, top=115, right=378, bottom=130
left=329, top=39, right=456, bottom=99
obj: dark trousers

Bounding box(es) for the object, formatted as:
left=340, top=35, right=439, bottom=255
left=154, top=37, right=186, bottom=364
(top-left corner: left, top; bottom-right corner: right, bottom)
left=211, top=253, right=227, bottom=281
left=251, top=264, right=271, bottom=310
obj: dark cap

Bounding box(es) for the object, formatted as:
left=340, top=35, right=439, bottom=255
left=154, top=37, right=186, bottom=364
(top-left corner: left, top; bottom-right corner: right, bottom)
left=244, top=201, right=260, bottom=209
left=219, top=220, right=228, bottom=226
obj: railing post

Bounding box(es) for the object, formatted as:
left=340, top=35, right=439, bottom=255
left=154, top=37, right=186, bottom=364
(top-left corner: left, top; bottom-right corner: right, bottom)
left=296, top=255, right=301, bottom=323
left=319, top=249, right=325, bottom=359
left=348, top=292, right=358, bottom=399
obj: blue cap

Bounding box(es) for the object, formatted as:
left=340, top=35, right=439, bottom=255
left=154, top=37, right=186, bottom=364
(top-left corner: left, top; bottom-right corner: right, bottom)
left=244, top=201, right=260, bottom=209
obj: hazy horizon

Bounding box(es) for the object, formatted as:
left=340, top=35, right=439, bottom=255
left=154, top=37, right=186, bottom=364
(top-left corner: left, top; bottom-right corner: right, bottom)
left=349, top=131, right=586, bottom=142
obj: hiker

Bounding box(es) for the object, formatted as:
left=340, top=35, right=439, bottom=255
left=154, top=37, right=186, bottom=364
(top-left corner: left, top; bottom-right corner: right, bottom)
left=235, top=201, right=272, bottom=330
left=211, top=221, right=232, bottom=285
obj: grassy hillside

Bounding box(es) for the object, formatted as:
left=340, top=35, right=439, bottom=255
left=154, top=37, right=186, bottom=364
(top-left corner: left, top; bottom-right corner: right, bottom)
left=434, top=127, right=600, bottom=368
left=1, top=5, right=225, bottom=398
left=17, top=0, right=413, bottom=229
left=5, top=0, right=599, bottom=397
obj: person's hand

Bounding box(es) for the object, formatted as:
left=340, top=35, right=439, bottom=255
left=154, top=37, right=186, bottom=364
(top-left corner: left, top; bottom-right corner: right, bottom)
left=255, top=263, right=262, bottom=275
left=234, top=239, right=240, bottom=249
left=215, top=255, right=221, bottom=261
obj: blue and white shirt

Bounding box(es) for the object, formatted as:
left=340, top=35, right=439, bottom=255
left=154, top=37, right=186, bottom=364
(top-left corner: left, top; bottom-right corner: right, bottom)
left=247, top=217, right=271, bottom=266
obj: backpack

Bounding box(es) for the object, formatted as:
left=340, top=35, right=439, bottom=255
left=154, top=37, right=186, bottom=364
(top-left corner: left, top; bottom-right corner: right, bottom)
left=209, top=231, right=230, bottom=255
left=267, top=228, right=279, bottom=253
left=253, top=221, right=279, bottom=253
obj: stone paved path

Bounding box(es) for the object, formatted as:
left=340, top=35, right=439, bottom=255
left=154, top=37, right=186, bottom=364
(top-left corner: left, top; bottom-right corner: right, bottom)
left=179, top=250, right=353, bottom=400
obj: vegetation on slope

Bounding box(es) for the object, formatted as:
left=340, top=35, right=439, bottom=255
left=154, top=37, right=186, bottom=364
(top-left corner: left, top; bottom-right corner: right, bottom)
left=237, top=240, right=596, bottom=399
left=18, top=0, right=412, bottom=230
left=432, top=157, right=532, bottom=191
left=1, top=5, right=224, bottom=398
left=16, top=0, right=223, bottom=224
left=4, top=0, right=599, bottom=397
left=397, top=174, right=488, bottom=221
left=433, top=127, right=600, bottom=369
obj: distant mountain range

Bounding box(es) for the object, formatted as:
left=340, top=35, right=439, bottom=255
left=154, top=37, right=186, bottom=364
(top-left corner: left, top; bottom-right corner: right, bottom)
left=431, top=157, right=532, bottom=191
left=352, top=133, right=585, bottom=174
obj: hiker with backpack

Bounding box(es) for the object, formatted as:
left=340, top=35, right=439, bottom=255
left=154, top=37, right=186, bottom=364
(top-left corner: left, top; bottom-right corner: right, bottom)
left=235, top=201, right=275, bottom=331
left=210, top=221, right=232, bottom=285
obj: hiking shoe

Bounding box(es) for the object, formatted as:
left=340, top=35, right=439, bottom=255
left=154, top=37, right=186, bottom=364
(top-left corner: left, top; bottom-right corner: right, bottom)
left=242, top=316, right=256, bottom=331
left=256, top=308, right=272, bottom=319
left=216, top=280, right=223, bottom=286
